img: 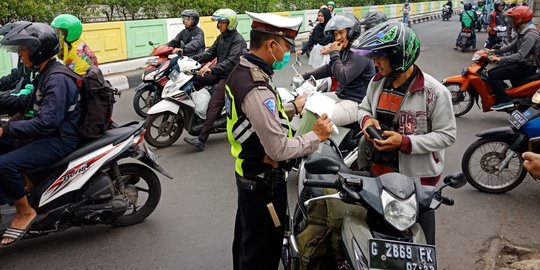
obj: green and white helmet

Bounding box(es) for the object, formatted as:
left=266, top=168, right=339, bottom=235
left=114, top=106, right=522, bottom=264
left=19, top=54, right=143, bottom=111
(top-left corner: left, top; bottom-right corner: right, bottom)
left=351, top=21, right=420, bottom=74
left=211, top=9, right=238, bottom=31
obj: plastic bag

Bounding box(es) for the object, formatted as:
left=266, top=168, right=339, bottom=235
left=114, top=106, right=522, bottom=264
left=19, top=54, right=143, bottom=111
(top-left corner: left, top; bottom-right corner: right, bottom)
left=191, top=88, right=211, bottom=119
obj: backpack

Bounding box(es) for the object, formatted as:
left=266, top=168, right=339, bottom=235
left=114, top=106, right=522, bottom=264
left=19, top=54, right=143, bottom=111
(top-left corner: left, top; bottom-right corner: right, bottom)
left=38, top=63, right=116, bottom=141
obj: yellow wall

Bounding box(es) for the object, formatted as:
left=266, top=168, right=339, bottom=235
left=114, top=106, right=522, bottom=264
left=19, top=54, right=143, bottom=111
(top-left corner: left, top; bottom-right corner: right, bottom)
left=81, top=22, right=127, bottom=63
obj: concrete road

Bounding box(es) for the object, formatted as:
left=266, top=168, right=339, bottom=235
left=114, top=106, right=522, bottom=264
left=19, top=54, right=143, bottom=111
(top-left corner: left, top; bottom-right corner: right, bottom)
left=0, top=16, right=539, bottom=270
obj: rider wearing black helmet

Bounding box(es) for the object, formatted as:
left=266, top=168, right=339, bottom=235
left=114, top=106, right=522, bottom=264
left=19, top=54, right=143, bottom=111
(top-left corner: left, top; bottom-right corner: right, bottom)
left=301, top=14, right=375, bottom=126
left=352, top=22, right=456, bottom=244
left=0, top=22, right=81, bottom=246
left=167, top=9, right=205, bottom=56
left=486, top=0, right=507, bottom=48
left=359, top=11, right=388, bottom=31
left=0, top=21, right=34, bottom=93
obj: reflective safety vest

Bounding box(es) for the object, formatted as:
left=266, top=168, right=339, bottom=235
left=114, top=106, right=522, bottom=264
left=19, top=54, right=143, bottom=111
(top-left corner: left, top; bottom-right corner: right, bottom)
left=225, top=64, right=292, bottom=177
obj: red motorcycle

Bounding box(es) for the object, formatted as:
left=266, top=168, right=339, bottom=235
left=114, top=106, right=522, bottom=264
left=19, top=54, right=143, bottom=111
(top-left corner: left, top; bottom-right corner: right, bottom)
left=133, top=41, right=175, bottom=118
left=443, top=49, right=540, bottom=116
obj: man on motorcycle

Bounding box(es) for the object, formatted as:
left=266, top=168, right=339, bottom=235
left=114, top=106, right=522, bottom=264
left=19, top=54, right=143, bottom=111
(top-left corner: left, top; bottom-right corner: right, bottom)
left=0, top=22, right=81, bottom=246
left=327, top=1, right=337, bottom=16
left=445, top=0, right=453, bottom=15
left=167, top=9, right=205, bottom=57
left=226, top=11, right=333, bottom=269
left=300, top=15, right=376, bottom=126
left=487, top=6, right=540, bottom=111
left=183, top=9, right=247, bottom=151
left=51, top=14, right=98, bottom=76
left=454, top=3, right=478, bottom=50
left=402, top=1, right=412, bottom=26
left=485, top=0, right=507, bottom=49
left=353, top=22, right=456, bottom=244
left=0, top=21, right=34, bottom=94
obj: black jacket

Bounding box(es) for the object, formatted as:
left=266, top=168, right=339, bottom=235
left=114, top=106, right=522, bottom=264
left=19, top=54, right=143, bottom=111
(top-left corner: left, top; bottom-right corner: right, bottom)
left=303, top=49, right=376, bottom=103
left=192, top=30, right=247, bottom=79
left=0, top=62, right=31, bottom=92
left=167, top=27, right=205, bottom=57
left=302, top=9, right=334, bottom=54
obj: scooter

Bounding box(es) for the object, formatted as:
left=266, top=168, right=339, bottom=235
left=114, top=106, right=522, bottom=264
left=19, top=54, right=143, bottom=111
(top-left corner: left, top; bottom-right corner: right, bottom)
left=144, top=56, right=226, bottom=148
left=457, top=27, right=475, bottom=52
left=461, top=90, right=540, bottom=194
left=443, top=49, right=540, bottom=117
left=485, top=25, right=508, bottom=49
left=442, top=5, right=452, bottom=21
left=0, top=121, right=172, bottom=243
left=133, top=41, right=176, bottom=118
left=281, top=141, right=466, bottom=269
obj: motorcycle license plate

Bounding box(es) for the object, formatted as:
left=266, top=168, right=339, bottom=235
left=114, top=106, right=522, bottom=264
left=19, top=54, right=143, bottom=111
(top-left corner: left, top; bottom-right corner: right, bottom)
left=144, top=144, right=160, bottom=165
left=509, top=110, right=528, bottom=129
left=461, top=32, right=471, bottom=37
left=169, top=69, right=179, bottom=81
left=497, top=32, right=507, bottom=37
left=369, top=239, right=437, bottom=270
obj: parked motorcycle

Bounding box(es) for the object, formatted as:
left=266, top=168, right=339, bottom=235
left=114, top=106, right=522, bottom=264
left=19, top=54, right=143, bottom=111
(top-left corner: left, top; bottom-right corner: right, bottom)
left=443, top=49, right=540, bottom=117
left=133, top=41, right=176, bottom=118
left=461, top=91, right=540, bottom=194
left=144, top=56, right=226, bottom=148
left=0, top=122, right=172, bottom=242
left=476, top=10, right=487, bottom=32
left=442, top=5, right=452, bottom=21
left=281, top=142, right=466, bottom=269
left=457, top=27, right=475, bottom=52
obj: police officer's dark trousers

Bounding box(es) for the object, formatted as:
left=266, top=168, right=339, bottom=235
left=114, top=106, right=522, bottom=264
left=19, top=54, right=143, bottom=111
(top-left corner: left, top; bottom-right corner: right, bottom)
left=193, top=74, right=227, bottom=143
left=0, top=136, right=79, bottom=204
left=232, top=171, right=287, bottom=270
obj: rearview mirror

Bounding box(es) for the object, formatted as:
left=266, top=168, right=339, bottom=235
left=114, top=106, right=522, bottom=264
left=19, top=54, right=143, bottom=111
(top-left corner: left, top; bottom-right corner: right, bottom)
left=443, top=172, right=467, bottom=189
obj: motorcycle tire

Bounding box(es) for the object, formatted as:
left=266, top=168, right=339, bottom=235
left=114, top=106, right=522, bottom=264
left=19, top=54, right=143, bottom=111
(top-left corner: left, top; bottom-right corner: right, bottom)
left=133, top=86, right=159, bottom=118
left=445, top=83, right=474, bottom=117
left=462, top=137, right=527, bottom=194
left=144, top=111, right=184, bottom=148
left=112, top=163, right=162, bottom=227
left=461, top=36, right=468, bottom=52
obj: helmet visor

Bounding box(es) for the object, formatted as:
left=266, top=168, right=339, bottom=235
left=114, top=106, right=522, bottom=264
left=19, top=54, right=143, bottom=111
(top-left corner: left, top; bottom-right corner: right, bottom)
left=351, top=48, right=387, bottom=58
left=211, top=15, right=228, bottom=23
left=0, top=44, right=21, bottom=53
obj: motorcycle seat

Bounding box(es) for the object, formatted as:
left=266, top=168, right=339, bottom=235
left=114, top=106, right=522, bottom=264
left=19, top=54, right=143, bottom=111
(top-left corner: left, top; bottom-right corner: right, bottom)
left=27, top=122, right=143, bottom=174
left=511, top=72, right=540, bottom=87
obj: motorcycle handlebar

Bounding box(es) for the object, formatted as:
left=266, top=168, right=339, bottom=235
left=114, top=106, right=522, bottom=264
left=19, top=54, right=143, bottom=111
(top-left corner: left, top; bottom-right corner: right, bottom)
left=303, top=178, right=339, bottom=188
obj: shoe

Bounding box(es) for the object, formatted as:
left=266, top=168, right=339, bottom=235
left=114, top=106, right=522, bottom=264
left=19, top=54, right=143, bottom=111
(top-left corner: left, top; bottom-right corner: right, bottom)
left=491, top=102, right=515, bottom=111
left=184, top=137, right=205, bottom=151
left=1, top=214, right=37, bottom=247
left=453, top=47, right=458, bottom=50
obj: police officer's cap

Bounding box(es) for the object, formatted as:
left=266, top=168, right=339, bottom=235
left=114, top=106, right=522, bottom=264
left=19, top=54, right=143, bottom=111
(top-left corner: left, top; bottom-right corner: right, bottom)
left=246, top=11, right=303, bottom=46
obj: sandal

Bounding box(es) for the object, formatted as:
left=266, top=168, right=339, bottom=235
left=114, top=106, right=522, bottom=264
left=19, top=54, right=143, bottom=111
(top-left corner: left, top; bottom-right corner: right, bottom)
left=1, top=216, right=37, bottom=247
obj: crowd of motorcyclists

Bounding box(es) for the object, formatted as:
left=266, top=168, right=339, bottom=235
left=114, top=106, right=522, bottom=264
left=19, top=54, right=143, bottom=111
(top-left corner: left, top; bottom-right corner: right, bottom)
left=1, top=0, right=540, bottom=268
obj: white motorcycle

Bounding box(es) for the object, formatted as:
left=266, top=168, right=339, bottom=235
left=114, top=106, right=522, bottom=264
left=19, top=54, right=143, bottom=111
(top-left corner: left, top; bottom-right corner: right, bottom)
left=143, top=56, right=226, bottom=148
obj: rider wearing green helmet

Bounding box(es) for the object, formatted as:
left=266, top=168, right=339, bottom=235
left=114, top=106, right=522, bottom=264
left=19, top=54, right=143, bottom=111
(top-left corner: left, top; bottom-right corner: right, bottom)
left=51, top=14, right=98, bottom=75
left=353, top=22, right=456, bottom=245
left=327, top=1, right=337, bottom=15
left=184, top=8, right=247, bottom=151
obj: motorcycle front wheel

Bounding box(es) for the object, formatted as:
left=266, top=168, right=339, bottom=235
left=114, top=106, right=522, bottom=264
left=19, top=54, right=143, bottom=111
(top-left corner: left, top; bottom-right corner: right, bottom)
left=462, top=138, right=527, bottom=194
left=133, top=85, right=160, bottom=118
left=112, top=163, right=162, bottom=227
left=144, top=112, right=184, bottom=148
left=445, top=83, right=474, bottom=117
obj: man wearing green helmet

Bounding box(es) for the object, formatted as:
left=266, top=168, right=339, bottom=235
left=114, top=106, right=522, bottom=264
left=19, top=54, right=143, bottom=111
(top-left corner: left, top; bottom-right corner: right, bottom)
left=352, top=22, right=456, bottom=244
left=51, top=14, right=98, bottom=76
left=184, top=9, right=247, bottom=151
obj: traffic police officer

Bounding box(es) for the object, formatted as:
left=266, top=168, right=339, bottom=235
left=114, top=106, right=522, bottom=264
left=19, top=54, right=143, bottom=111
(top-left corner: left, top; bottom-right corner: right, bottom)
left=226, top=12, right=334, bottom=270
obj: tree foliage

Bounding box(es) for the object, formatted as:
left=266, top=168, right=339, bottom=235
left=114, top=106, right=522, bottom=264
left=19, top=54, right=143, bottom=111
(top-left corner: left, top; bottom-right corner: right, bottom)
left=0, top=0, right=430, bottom=24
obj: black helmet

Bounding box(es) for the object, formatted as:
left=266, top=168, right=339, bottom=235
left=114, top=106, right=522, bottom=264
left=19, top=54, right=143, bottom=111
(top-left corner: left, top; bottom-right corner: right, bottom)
left=181, top=9, right=200, bottom=27
left=324, top=14, right=361, bottom=41
left=0, top=21, right=32, bottom=36
left=359, top=11, right=388, bottom=31
left=494, top=0, right=505, bottom=10
left=0, top=22, right=59, bottom=66
left=464, top=3, right=473, bottom=10
left=351, top=22, right=420, bottom=75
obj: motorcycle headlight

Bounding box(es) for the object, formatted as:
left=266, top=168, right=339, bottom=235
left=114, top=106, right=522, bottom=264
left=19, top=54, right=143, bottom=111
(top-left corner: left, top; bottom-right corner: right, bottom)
left=381, top=190, right=417, bottom=231
left=532, top=90, right=540, bottom=104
